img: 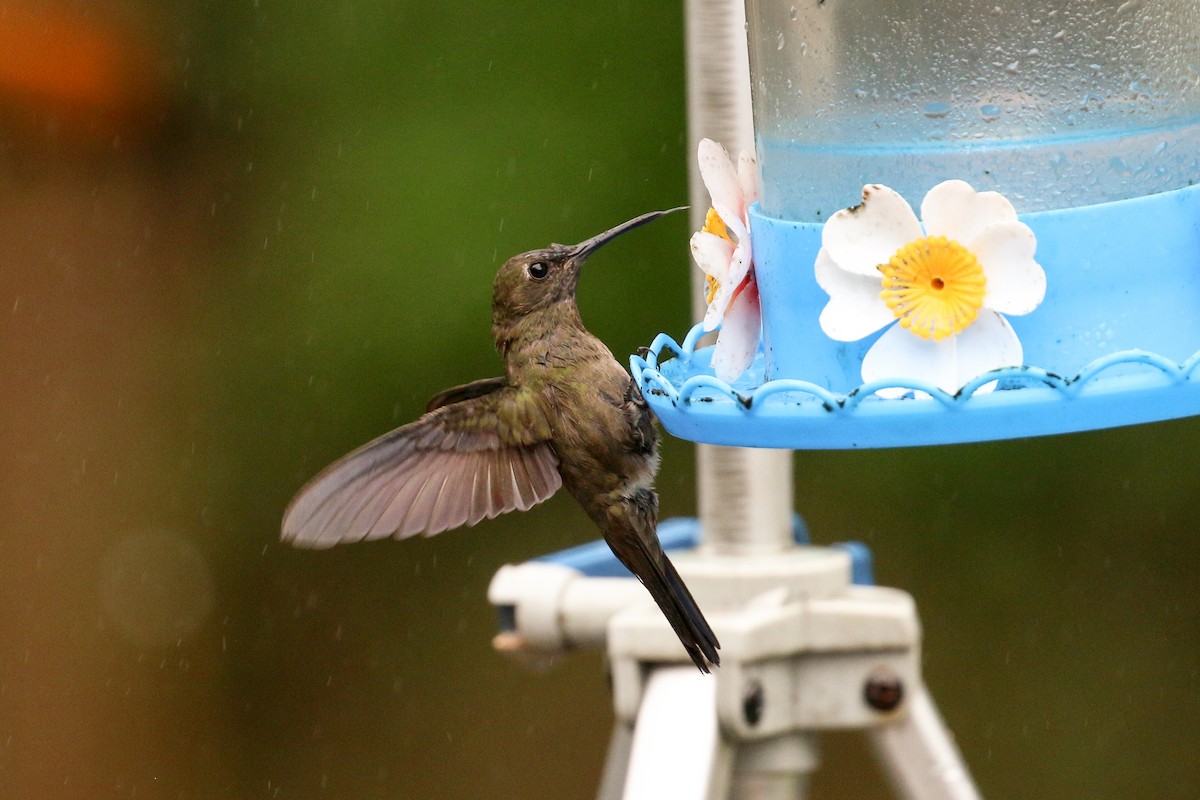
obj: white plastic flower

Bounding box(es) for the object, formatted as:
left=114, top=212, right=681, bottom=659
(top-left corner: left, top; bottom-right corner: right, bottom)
left=816, top=180, right=1046, bottom=396
left=689, top=138, right=762, bottom=383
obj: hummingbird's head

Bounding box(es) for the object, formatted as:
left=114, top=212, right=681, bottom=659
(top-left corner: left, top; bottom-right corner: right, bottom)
left=491, top=208, right=684, bottom=328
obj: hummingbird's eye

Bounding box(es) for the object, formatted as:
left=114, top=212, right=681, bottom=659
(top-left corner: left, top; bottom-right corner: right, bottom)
left=526, top=261, right=550, bottom=281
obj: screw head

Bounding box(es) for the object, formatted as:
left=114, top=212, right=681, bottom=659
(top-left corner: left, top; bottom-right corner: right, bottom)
left=864, top=667, right=904, bottom=712
left=742, top=680, right=764, bottom=726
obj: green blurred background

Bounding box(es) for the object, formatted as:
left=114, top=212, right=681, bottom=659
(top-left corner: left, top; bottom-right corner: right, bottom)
left=0, top=1, right=1197, bottom=798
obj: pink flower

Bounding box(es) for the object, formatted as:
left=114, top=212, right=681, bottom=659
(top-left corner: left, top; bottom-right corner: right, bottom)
left=689, top=138, right=761, bottom=383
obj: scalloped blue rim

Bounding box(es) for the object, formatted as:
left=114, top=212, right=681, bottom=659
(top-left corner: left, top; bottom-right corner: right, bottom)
left=631, top=323, right=1200, bottom=449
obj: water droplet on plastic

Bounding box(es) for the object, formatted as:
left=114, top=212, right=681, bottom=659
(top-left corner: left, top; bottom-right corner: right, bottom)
left=979, top=104, right=1001, bottom=121
left=776, top=31, right=785, bottom=50
left=922, top=101, right=952, bottom=119
left=789, top=5, right=798, bottom=20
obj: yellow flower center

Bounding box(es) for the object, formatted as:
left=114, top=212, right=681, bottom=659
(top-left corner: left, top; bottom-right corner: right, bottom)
left=878, top=236, right=987, bottom=341
left=702, top=207, right=729, bottom=240
left=706, top=275, right=721, bottom=304
left=702, top=207, right=731, bottom=304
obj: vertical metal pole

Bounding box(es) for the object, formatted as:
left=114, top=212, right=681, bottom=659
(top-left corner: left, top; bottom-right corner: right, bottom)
left=696, top=445, right=793, bottom=554
left=685, top=0, right=794, bottom=555
left=685, top=2, right=803, bottom=799
left=732, top=735, right=821, bottom=799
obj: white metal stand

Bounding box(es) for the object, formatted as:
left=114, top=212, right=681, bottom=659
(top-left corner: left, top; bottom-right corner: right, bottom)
left=488, top=536, right=981, bottom=800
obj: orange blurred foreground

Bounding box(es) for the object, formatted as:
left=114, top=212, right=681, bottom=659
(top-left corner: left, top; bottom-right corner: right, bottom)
left=0, top=1, right=171, bottom=149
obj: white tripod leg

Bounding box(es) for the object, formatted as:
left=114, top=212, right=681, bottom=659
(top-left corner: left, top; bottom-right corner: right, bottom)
left=615, top=666, right=731, bottom=800
left=596, top=720, right=634, bottom=800
left=867, top=681, right=981, bottom=800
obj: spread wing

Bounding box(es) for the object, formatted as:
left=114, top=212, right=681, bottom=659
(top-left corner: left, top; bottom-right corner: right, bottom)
left=282, top=380, right=561, bottom=549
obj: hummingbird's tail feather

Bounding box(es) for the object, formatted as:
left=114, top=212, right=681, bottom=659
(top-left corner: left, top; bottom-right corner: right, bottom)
left=657, top=551, right=721, bottom=672
left=613, top=526, right=720, bottom=672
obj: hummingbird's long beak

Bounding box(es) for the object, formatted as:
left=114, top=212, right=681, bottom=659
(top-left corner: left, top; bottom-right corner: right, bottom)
left=569, top=206, right=687, bottom=260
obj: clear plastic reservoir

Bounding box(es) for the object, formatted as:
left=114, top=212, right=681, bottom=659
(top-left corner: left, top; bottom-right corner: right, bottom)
left=746, top=0, right=1200, bottom=221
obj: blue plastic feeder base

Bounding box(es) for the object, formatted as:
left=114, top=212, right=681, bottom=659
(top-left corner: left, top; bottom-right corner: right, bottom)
left=632, top=184, right=1200, bottom=449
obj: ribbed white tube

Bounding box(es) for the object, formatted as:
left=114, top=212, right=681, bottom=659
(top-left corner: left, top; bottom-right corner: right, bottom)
left=685, top=0, right=794, bottom=556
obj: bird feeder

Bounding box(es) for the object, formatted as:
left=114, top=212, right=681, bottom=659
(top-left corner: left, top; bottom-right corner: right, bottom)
left=636, top=0, right=1200, bottom=448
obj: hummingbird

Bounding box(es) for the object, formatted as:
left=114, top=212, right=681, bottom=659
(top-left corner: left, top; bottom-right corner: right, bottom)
left=281, top=209, right=720, bottom=672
